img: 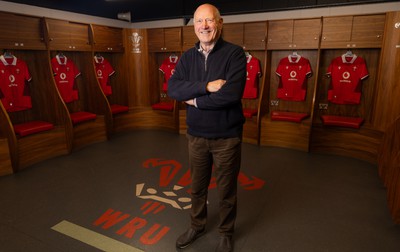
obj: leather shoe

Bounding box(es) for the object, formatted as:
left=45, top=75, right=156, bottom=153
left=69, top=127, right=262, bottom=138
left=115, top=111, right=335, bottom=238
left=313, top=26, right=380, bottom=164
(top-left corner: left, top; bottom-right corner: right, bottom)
left=215, top=235, right=233, bottom=252
left=176, top=227, right=205, bottom=249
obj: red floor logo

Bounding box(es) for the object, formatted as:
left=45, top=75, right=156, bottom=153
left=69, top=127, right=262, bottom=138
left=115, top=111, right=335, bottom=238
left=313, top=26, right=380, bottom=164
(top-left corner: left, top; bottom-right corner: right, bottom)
left=136, top=158, right=265, bottom=214
left=92, top=158, right=265, bottom=248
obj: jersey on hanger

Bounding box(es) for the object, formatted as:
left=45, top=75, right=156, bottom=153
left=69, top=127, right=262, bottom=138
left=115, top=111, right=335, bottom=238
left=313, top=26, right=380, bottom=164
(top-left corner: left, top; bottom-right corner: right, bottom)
left=243, top=54, right=261, bottom=99
left=51, top=55, right=81, bottom=103
left=0, top=55, right=32, bottom=112
left=94, top=56, right=115, bottom=96
left=159, top=55, right=179, bottom=92
left=327, top=54, right=369, bottom=105
left=276, top=55, right=312, bottom=101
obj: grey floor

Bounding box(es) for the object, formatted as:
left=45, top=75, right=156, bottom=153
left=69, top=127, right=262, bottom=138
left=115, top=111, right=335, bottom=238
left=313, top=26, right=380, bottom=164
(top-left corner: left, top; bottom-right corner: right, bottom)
left=0, top=130, right=399, bottom=252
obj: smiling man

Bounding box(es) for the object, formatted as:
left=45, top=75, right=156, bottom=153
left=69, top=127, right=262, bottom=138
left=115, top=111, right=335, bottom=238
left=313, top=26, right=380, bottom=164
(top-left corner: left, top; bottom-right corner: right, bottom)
left=168, top=3, right=247, bottom=252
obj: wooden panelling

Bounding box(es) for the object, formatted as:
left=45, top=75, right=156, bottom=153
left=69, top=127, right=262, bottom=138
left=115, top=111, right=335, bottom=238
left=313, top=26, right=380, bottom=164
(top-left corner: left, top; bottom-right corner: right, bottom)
left=223, top=22, right=267, bottom=50
left=17, top=127, right=68, bottom=170
left=310, top=124, right=383, bottom=164
left=147, top=28, right=165, bottom=52
left=293, top=19, right=321, bottom=49
left=182, top=26, right=198, bottom=51
left=378, top=116, right=400, bottom=224
left=0, top=11, right=46, bottom=50
left=125, top=29, right=149, bottom=108
left=123, top=28, right=179, bottom=133
left=46, top=18, right=91, bottom=51
left=373, top=11, right=400, bottom=131
left=321, top=14, right=386, bottom=48
left=243, top=116, right=259, bottom=145
left=112, top=107, right=178, bottom=133
left=100, top=53, right=129, bottom=107
left=163, top=28, right=182, bottom=51
left=223, top=23, right=244, bottom=46
left=71, top=116, right=107, bottom=150
left=321, top=16, right=353, bottom=43
left=261, top=117, right=313, bottom=151
left=268, top=18, right=321, bottom=50
left=268, top=20, right=293, bottom=47
left=147, top=27, right=181, bottom=52
left=92, top=25, right=124, bottom=52
left=352, top=15, right=386, bottom=46
left=0, top=138, right=12, bottom=176
left=244, top=22, right=267, bottom=50
left=179, top=108, right=187, bottom=134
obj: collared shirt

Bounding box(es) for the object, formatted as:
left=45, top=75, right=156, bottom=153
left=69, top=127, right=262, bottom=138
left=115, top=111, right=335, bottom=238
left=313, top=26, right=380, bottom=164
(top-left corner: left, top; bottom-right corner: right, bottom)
left=197, top=43, right=215, bottom=59
left=194, top=43, right=216, bottom=108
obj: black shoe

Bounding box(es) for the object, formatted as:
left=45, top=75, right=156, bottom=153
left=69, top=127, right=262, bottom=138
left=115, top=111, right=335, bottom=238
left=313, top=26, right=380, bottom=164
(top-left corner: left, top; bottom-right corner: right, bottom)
left=176, top=227, right=205, bottom=249
left=215, top=235, right=233, bottom=252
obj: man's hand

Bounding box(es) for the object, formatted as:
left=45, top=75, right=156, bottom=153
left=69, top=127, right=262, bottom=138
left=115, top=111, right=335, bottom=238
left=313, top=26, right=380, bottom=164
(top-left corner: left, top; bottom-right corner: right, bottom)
left=185, top=99, right=195, bottom=106
left=206, top=79, right=226, bottom=92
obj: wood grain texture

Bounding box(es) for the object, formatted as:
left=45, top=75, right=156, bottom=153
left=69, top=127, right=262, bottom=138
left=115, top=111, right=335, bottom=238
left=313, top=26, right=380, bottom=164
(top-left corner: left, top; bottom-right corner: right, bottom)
left=0, top=138, right=12, bottom=175
left=378, top=116, right=400, bottom=224
left=17, top=127, right=69, bottom=170
left=72, top=116, right=107, bottom=151
left=0, top=11, right=46, bottom=50
left=372, top=12, right=400, bottom=131
left=310, top=124, right=383, bottom=164
left=261, top=116, right=312, bottom=151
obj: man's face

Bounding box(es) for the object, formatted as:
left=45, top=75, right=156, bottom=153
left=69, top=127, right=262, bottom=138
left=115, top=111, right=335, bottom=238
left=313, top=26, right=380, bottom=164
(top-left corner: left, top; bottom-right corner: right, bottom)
left=193, top=5, right=222, bottom=47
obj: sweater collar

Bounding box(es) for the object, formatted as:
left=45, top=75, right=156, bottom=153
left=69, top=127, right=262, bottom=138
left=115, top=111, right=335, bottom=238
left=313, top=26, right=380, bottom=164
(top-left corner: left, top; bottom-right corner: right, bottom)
left=195, top=37, right=224, bottom=54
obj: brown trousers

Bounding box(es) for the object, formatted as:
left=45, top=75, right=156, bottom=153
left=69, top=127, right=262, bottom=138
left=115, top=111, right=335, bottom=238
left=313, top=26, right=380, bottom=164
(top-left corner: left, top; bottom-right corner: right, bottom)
left=187, top=134, right=242, bottom=235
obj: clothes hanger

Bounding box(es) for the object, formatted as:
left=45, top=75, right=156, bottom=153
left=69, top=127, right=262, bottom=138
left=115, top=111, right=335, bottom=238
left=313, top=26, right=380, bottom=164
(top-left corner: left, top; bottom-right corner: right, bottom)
left=290, top=51, right=299, bottom=60
left=170, top=53, right=178, bottom=62
left=57, top=51, right=65, bottom=58
left=345, top=50, right=353, bottom=57
left=3, top=50, right=13, bottom=58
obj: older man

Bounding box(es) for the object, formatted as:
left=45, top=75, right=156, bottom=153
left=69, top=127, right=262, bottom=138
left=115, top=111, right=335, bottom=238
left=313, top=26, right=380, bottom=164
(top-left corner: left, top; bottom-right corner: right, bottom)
left=168, top=3, right=247, bottom=252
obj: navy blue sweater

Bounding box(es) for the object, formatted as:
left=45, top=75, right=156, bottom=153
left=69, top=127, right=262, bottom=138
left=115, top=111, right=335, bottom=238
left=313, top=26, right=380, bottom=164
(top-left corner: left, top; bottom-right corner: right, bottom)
left=168, top=38, right=247, bottom=138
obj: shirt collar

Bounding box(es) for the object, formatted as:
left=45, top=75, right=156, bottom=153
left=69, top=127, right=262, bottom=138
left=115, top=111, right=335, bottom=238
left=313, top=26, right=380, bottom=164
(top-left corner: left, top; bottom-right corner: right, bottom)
left=195, top=37, right=223, bottom=55
left=0, top=55, right=17, bottom=66
left=94, top=55, right=104, bottom=64
left=56, top=54, right=67, bottom=65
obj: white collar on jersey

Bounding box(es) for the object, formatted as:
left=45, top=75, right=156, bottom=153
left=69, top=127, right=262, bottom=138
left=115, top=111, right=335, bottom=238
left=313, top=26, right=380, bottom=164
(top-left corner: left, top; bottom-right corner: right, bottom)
left=341, top=53, right=357, bottom=64
left=56, top=54, right=68, bottom=65
left=94, top=55, right=104, bottom=64
left=246, top=53, right=253, bottom=63
left=169, top=55, right=178, bottom=63
left=288, top=54, right=301, bottom=63
left=0, top=55, right=17, bottom=66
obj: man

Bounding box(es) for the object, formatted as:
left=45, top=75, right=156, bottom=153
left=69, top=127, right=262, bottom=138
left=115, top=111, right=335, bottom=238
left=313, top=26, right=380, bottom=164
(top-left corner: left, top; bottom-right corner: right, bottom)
left=168, top=3, right=247, bottom=252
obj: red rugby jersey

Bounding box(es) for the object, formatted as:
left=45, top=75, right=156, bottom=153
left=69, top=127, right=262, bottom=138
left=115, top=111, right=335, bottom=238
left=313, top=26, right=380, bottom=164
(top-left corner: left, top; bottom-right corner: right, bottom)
left=0, top=55, right=32, bottom=112
left=243, top=54, right=262, bottom=99
left=327, top=54, right=368, bottom=104
left=159, top=55, right=179, bottom=92
left=94, top=56, right=115, bottom=96
left=51, top=55, right=81, bottom=103
left=276, top=55, right=312, bottom=101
